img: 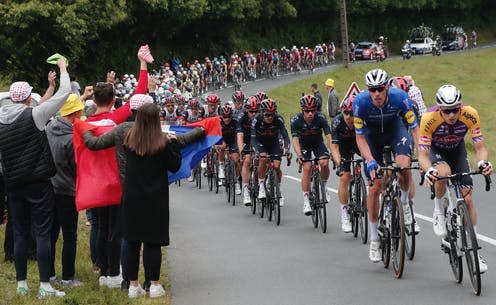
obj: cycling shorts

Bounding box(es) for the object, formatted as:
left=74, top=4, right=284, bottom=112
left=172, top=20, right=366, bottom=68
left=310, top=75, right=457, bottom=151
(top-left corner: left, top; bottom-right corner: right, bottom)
left=224, top=137, right=239, bottom=153
left=255, top=141, right=282, bottom=161
left=301, top=141, right=330, bottom=161
left=364, top=118, right=411, bottom=166
left=338, top=142, right=360, bottom=172
left=430, top=144, right=472, bottom=188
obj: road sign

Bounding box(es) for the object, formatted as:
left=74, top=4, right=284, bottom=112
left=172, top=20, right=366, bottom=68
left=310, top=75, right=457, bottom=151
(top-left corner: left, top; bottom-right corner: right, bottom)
left=341, top=81, right=361, bottom=105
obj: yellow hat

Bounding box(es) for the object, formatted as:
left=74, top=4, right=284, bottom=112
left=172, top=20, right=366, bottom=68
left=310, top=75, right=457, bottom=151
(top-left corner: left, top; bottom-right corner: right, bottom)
left=60, top=94, right=84, bottom=116
left=325, top=78, right=335, bottom=87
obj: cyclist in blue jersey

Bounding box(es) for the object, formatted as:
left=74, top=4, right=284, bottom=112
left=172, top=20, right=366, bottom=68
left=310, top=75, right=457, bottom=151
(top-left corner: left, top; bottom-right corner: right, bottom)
left=353, top=68, right=419, bottom=263
left=291, top=95, right=331, bottom=215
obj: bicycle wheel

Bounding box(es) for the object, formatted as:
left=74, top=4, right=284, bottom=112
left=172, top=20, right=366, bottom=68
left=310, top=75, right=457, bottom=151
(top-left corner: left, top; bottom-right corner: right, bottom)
left=458, top=200, right=481, bottom=295
left=318, top=176, right=327, bottom=233
left=250, top=167, right=257, bottom=215
left=273, top=176, right=281, bottom=226
left=311, top=185, right=318, bottom=228
left=391, top=197, right=406, bottom=278
left=230, top=166, right=236, bottom=206
left=266, top=172, right=273, bottom=222
left=380, top=198, right=391, bottom=269
left=358, top=178, right=368, bottom=244
left=445, top=218, right=463, bottom=284
left=215, top=161, right=220, bottom=194
left=225, top=163, right=231, bottom=203
left=404, top=201, right=415, bottom=260
left=348, top=180, right=359, bottom=237
left=208, top=156, right=214, bottom=192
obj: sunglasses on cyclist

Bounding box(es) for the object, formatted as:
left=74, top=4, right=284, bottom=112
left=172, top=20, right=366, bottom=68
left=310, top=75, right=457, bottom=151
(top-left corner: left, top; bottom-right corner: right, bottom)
left=264, top=113, right=275, bottom=117
left=248, top=110, right=258, bottom=114
left=223, top=115, right=232, bottom=119
left=368, top=86, right=386, bottom=93
left=303, top=109, right=316, bottom=114
left=343, top=110, right=352, bottom=115
left=441, top=107, right=461, bottom=115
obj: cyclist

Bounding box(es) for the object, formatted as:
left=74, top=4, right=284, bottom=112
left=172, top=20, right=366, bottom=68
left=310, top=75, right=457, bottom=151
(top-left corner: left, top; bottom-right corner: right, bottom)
left=232, top=90, right=245, bottom=118
left=353, top=68, right=419, bottom=262
left=161, top=96, right=178, bottom=125
left=218, top=104, right=241, bottom=194
left=254, top=91, right=268, bottom=103
left=237, top=97, right=260, bottom=205
left=330, top=95, right=359, bottom=233
left=419, top=84, right=491, bottom=272
left=387, top=77, right=421, bottom=233
left=203, top=94, right=221, bottom=118
left=291, top=95, right=331, bottom=215
left=183, top=98, right=203, bottom=124
left=251, top=99, right=291, bottom=206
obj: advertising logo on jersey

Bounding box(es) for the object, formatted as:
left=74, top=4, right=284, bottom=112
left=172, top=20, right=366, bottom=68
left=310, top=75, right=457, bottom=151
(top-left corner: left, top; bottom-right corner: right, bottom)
left=354, top=117, right=364, bottom=129
left=420, top=135, right=431, bottom=145
left=405, top=110, right=416, bottom=124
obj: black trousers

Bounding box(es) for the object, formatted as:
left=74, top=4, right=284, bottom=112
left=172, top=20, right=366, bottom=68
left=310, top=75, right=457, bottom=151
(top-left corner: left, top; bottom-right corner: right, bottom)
left=8, top=182, right=54, bottom=282
left=96, top=205, right=121, bottom=277
left=50, top=194, right=78, bottom=280
left=124, top=240, right=161, bottom=281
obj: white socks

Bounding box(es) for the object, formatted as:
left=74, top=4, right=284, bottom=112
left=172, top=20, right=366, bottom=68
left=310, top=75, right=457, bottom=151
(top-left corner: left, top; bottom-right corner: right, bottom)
left=340, top=204, right=349, bottom=218
left=400, top=188, right=409, bottom=204
left=369, top=221, right=379, bottom=241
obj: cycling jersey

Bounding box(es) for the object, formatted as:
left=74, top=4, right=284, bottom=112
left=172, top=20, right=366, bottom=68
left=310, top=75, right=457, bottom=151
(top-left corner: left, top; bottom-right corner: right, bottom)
left=353, top=87, right=418, bottom=135
left=418, top=105, right=483, bottom=151
left=161, top=107, right=178, bottom=125
left=331, top=113, right=359, bottom=171
left=251, top=113, right=290, bottom=155
left=221, top=117, right=238, bottom=150
left=291, top=112, right=330, bottom=160
left=184, top=109, right=203, bottom=123
left=236, top=112, right=255, bottom=149
left=290, top=112, right=331, bottom=147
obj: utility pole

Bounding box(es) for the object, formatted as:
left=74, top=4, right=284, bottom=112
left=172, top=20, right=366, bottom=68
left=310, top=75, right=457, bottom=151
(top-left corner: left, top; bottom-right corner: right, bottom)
left=339, top=0, right=350, bottom=68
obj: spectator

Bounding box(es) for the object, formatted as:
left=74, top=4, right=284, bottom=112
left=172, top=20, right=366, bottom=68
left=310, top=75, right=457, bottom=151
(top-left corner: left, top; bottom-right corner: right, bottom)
left=82, top=102, right=203, bottom=298
left=70, top=76, right=81, bottom=96
left=325, top=78, right=339, bottom=119
left=403, top=75, right=427, bottom=117
left=85, top=47, right=149, bottom=289
left=46, top=93, right=87, bottom=287
left=310, top=83, right=323, bottom=112
left=0, top=59, right=70, bottom=298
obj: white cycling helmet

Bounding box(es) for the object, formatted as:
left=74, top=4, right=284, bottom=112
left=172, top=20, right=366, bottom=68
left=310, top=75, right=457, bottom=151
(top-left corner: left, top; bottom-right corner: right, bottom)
left=436, top=84, right=462, bottom=108
left=365, top=68, right=388, bottom=88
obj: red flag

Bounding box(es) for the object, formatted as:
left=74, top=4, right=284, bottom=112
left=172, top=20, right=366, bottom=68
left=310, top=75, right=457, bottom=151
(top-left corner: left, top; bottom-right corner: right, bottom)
left=73, top=119, right=122, bottom=211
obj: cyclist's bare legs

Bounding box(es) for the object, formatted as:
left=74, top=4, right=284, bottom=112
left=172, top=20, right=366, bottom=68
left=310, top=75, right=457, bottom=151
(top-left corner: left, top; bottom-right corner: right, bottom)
left=319, top=158, right=330, bottom=182
left=396, top=154, right=412, bottom=199
left=274, top=160, right=282, bottom=183
left=461, top=189, right=477, bottom=226
left=231, top=152, right=241, bottom=176
left=301, top=161, right=312, bottom=192
left=368, top=179, right=383, bottom=223
left=338, top=172, right=351, bottom=205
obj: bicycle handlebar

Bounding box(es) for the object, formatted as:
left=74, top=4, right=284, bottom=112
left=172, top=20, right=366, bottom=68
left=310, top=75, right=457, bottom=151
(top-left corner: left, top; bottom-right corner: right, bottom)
left=429, top=169, right=491, bottom=200
left=297, top=157, right=330, bottom=173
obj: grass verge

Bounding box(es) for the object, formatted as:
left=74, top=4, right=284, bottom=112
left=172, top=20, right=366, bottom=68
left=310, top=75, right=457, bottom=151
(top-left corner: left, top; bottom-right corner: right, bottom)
left=269, top=47, right=496, bottom=162
left=0, top=215, right=171, bottom=305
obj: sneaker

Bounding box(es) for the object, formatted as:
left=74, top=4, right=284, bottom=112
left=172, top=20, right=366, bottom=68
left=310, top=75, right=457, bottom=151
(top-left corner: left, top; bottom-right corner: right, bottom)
left=60, top=279, right=83, bottom=288
left=403, top=204, right=412, bottom=226
left=341, top=215, right=352, bottom=233
left=235, top=183, right=242, bottom=195
left=49, top=276, right=61, bottom=286
left=149, top=284, right=166, bottom=298
left=98, top=276, right=107, bottom=287
left=106, top=275, right=123, bottom=289
left=369, top=240, right=381, bottom=263
left=279, top=196, right=284, bottom=207
left=218, top=166, right=225, bottom=179
left=128, top=285, right=146, bottom=298
left=258, top=185, right=266, bottom=199
left=479, top=255, right=488, bottom=273
left=187, top=175, right=194, bottom=182
left=201, top=159, right=207, bottom=169
left=303, top=194, right=312, bottom=215
left=433, top=213, right=447, bottom=237
left=16, top=286, right=29, bottom=295
left=243, top=190, right=251, bottom=206
left=38, top=287, right=66, bottom=298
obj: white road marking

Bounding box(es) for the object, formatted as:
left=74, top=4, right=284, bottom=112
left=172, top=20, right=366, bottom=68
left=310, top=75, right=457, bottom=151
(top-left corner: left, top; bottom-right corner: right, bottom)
left=284, top=174, right=496, bottom=247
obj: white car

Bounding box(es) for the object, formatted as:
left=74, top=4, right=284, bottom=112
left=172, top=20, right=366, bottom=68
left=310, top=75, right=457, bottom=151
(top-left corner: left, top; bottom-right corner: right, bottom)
left=410, top=37, right=434, bottom=54
left=0, top=91, right=42, bottom=107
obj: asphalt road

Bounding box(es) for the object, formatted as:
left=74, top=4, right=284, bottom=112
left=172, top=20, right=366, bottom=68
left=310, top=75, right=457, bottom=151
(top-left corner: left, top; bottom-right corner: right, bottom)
left=168, top=54, right=496, bottom=305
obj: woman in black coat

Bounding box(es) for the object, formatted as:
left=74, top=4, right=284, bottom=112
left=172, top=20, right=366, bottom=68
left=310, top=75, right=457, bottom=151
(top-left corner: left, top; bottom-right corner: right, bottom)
left=84, top=102, right=199, bottom=298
